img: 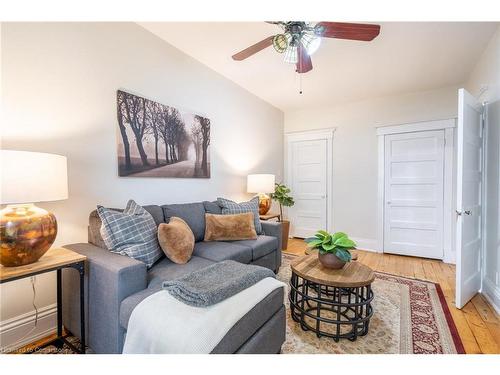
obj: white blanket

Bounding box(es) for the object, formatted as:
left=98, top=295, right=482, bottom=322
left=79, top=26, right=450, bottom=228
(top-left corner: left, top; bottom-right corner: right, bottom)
left=122, top=277, right=285, bottom=354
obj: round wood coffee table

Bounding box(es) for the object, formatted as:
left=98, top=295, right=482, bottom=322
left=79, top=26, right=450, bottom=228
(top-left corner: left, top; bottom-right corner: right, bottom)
left=289, top=255, right=375, bottom=342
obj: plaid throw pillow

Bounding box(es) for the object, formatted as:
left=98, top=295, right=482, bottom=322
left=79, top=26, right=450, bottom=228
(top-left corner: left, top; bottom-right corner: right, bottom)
left=97, top=200, right=162, bottom=268
left=216, top=196, right=263, bottom=234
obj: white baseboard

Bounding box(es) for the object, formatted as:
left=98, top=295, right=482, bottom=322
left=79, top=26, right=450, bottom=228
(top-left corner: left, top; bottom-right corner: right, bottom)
left=0, top=303, right=57, bottom=352
left=482, top=277, right=500, bottom=315
left=443, top=251, right=456, bottom=265
left=350, top=237, right=379, bottom=253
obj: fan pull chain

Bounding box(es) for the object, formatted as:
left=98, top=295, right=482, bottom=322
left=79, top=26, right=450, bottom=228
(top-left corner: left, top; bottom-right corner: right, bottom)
left=299, top=72, right=303, bottom=95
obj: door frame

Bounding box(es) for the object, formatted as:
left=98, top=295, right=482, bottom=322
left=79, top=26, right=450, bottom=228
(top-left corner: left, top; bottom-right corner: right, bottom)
left=479, top=101, right=495, bottom=312
left=376, top=119, right=456, bottom=263
left=285, top=128, right=336, bottom=237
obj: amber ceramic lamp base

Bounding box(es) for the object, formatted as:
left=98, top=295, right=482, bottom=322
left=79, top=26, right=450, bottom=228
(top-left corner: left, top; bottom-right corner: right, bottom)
left=0, top=204, right=57, bottom=267
left=258, top=193, right=271, bottom=215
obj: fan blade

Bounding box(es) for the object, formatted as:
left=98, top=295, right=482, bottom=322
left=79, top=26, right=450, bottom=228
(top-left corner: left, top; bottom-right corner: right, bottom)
left=232, top=36, right=274, bottom=61
left=316, top=22, right=380, bottom=41
left=296, top=44, right=313, bottom=74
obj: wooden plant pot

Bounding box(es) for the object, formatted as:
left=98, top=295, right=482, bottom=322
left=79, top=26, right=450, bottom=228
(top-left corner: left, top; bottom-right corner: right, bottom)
left=318, top=252, right=347, bottom=269
left=281, top=220, right=290, bottom=250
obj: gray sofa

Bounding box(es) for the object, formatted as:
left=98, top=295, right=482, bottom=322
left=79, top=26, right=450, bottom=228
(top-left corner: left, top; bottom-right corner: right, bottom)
left=62, top=201, right=285, bottom=354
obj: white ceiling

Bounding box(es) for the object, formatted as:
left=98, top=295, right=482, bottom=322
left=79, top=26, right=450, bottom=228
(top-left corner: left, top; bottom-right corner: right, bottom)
left=139, top=22, right=499, bottom=111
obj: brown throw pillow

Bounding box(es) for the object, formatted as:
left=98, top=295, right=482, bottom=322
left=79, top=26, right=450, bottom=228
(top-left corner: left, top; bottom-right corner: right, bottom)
left=157, top=217, right=194, bottom=264
left=204, top=212, right=257, bottom=241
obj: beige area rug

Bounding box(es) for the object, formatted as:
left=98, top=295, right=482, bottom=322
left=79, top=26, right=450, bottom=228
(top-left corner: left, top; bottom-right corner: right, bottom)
left=279, top=253, right=464, bottom=354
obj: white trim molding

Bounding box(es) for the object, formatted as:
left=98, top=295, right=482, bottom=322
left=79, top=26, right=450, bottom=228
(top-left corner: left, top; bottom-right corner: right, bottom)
left=0, top=303, right=56, bottom=352
left=285, top=127, right=338, bottom=136
left=377, top=118, right=457, bottom=263
left=285, top=128, right=336, bottom=237
left=482, top=278, right=500, bottom=315
left=443, top=127, right=456, bottom=264
left=350, top=237, right=379, bottom=253
left=376, top=135, right=385, bottom=253
left=376, top=118, right=456, bottom=136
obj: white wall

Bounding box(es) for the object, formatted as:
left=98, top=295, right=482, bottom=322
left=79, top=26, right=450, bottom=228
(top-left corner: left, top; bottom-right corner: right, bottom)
left=465, top=25, right=500, bottom=313
left=284, top=85, right=460, bottom=250
left=0, top=22, right=284, bottom=349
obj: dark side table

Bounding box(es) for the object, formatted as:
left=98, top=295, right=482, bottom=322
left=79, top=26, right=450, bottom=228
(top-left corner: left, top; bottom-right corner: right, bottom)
left=0, top=247, right=86, bottom=353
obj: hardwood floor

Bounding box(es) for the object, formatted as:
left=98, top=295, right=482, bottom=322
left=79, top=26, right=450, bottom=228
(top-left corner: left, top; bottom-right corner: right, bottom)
left=285, top=238, right=500, bottom=354
left=12, top=238, right=500, bottom=355
left=8, top=331, right=62, bottom=354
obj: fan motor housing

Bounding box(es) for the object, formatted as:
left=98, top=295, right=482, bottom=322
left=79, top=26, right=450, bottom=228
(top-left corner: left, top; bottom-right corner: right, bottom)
left=287, top=22, right=306, bottom=35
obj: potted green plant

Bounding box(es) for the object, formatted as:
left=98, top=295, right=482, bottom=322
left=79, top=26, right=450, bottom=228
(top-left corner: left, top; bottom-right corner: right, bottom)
left=270, top=182, right=294, bottom=250
left=305, top=230, right=356, bottom=269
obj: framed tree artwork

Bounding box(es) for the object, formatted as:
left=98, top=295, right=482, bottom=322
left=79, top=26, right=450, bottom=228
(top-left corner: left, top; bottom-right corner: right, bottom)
left=116, top=90, right=211, bottom=178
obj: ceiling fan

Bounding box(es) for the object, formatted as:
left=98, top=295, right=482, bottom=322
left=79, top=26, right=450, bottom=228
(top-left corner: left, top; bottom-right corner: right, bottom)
left=232, top=22, right=381, bottom=74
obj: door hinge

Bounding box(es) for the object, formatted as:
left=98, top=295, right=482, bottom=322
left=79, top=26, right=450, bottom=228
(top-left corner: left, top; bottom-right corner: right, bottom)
left=481, top=102, right=487, bottom=129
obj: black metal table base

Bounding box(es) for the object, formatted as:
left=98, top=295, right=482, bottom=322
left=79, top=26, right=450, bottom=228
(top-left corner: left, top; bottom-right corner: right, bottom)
left=2, top=261, right=86, bottom=354
left=37, top=261, right=86, bottom=354
left=289, top=272, right=374, bottom=342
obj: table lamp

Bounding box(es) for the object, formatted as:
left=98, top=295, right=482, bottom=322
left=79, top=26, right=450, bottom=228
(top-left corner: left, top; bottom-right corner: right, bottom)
left=247, top=174, right=275, bottom=215
left=0, top=150, right=68, bottom=267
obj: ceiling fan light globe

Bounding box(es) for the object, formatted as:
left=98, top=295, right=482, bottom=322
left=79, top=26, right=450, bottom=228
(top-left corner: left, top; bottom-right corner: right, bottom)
left=305, top=36, right=321, bottom=55
left=314, top=24, right=326, bottom=36
left=284, top=45, right=298, bottom=64
left=272, top=34, right=288, bottom=53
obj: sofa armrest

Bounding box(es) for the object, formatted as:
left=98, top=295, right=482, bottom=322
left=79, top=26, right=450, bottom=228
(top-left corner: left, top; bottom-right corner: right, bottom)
left=261, top=221, right=283, bottom=248
left=62, top=243, right=147, bottom=353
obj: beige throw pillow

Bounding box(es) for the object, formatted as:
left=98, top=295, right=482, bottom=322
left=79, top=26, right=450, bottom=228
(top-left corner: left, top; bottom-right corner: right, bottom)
left=204, top=212, right=258, bottom=241
left=157, top=217, right=194, bottom=264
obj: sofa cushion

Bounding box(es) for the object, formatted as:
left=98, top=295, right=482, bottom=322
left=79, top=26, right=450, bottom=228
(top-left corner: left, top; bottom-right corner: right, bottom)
left=162, top=202, right=206, bottom=242
left=230, top=235, right=278, bottom=261
left=217, top=197, right=263, bottom=234
left=204, top=213, right=257, bottom=241
left=147, top=255, right=215, bottom=289
left=211, top=287, right=284, bottom=353
left=157, top=217, right=195, bottom=264
left=88, top=205, right=164, bottom=249
left=97, top=200, right=163, bottom=268
left=193, top=241, right=252, bottom=264
left=203, top=200, right=222, bottom=215
left=119, top=279, right=284, bottom=334
left=120, top=287, right=161, bottom=330
left=143, top=206, right=166, bottom=226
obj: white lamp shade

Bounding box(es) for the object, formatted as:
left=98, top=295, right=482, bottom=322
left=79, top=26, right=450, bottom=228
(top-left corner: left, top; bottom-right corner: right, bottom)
left=247, top=174, right=275, bottom=194
left=1, top=150, right=68, bottom=204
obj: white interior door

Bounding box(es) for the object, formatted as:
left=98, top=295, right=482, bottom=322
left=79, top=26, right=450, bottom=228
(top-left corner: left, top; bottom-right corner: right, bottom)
left=384, top=130, right=445, bottom=259
left=456, top=88, right=484, bottom=309
left=290, top=139, right=328, bottom=238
